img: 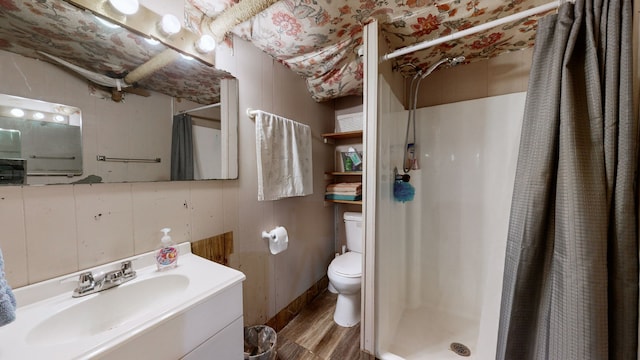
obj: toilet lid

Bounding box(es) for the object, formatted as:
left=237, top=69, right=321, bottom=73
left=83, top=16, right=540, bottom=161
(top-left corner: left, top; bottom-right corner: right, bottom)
left=330, top=252, right=362, bottom=277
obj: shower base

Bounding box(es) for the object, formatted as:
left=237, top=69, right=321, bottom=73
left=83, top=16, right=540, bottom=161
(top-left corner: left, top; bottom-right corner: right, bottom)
left=383, top=305, right=479, bottom=360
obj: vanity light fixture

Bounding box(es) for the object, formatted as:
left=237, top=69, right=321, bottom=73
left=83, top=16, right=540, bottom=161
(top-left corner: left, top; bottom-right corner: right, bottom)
left=53, top=115, right=66, bottom=122
left=32, top=112, right=45, bottom=120
left=195, top=35, right=216, bottom=54
left=9, top=108, right=24, bottom=117
left=108, top=0, right=139, bottom=15
left=158, top=14, right=181, bottom=36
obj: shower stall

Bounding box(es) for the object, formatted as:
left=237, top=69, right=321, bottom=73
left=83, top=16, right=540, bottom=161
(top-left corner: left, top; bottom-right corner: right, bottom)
left=373, top=69, right=527, bottom=358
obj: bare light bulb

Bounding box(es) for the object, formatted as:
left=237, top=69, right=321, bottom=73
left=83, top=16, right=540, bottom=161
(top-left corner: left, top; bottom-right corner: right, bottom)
left=158, top=14, right=181, bottom=36
left=10, top=108, right=24, bottom=117
left=195, top=35, right=216, bottom=54
left=108, top=0, right=139, bottom=15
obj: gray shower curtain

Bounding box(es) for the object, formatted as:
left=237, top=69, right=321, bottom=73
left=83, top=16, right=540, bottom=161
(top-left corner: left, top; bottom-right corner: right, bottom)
left=171, top=113, right=194, bottom=180
left=496, top=0, right=637, bottom=359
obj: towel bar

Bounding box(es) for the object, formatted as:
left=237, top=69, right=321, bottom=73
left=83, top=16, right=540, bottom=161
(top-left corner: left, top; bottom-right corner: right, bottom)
left=30, top=155, right=76, bottom=160
left=246, top=108, right=259, bottom=119
left=96, top=155, right=161, bottom=163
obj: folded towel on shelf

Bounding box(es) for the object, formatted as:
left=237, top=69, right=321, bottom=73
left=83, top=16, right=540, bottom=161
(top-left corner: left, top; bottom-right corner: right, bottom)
left=0, top=247, right=16, bottom=327
left=327, top=181, right=361, bottom=188
left=255, top=111, right=313, bottom=201
left=326, top=182, right=361, bottom=192
left=326, top=188, right=362, bottom=194
left=326, top=183, right=362, bottom=199
left=325, top=189, right=362, bottom=196
left=325, top=194, right=362, bottom=201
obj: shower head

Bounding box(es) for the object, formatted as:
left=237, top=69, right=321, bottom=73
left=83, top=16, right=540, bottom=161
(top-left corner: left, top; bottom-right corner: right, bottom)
left=449, top=56, right=466, bottom=66
left=420, top=58, right=449, bottom=79
left=419, top=56, right=466, bottom=79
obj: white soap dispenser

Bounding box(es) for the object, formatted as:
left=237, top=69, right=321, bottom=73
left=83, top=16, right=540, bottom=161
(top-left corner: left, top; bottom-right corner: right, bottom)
left=156, top=227, right=178, bottom=271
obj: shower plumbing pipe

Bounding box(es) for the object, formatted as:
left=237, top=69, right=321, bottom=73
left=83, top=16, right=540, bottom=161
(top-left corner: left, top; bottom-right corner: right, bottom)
left=380, top=1, right=560, bottom=62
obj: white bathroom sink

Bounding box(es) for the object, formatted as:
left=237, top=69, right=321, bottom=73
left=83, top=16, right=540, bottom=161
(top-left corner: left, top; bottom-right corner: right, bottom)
left=0, top=243, right=246, bottom=359
left=26, top=274, right=189, bottom=345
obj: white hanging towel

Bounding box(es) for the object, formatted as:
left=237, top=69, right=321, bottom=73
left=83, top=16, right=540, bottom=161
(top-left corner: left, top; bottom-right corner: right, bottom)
left=255, top=111, right=313, bottom=201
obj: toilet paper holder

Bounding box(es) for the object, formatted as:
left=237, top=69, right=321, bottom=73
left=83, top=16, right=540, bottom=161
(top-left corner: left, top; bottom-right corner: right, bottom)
left=262, top=226, right=289, bottom=254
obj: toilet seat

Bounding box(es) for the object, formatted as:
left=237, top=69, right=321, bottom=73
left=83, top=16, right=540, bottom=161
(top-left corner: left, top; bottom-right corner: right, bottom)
left=330, top=252, right=362, bottom=278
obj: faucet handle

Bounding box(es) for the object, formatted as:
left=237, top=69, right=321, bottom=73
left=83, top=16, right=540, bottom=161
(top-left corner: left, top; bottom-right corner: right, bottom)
left=78, top=271, right=94, bottom=287
left=121, top=260, right=136, bottom=278
left=105, top=269, right=123, bottom=283
left=73, top=272, right=95, bottom=297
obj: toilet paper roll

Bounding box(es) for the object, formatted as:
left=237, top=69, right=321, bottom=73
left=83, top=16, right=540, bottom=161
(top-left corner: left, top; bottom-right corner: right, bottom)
left=263, top=226, right=288, bottom=254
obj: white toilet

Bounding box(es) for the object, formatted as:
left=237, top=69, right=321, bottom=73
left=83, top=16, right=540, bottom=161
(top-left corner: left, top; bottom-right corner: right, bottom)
left=327, top=211, right=362, bottom=327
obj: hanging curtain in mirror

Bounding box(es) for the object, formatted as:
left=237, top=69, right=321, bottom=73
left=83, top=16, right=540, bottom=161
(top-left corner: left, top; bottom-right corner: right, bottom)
left=171, top=114, right=194, bottom=180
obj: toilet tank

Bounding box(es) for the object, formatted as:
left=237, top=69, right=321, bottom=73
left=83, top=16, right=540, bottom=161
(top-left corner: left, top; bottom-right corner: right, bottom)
left=344, top=212, right=363, bottom=253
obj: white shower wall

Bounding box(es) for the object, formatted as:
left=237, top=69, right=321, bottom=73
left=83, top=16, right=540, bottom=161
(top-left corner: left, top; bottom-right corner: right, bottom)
left=415, top=93, right=524, bottom=318
left=376, top=91, right=525, bottom=359
left=375, top=67, right=410, bottom=354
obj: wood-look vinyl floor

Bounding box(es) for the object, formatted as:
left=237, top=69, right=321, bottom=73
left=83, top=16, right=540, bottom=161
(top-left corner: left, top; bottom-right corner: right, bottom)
left=276, top=291, right=365, bottom=360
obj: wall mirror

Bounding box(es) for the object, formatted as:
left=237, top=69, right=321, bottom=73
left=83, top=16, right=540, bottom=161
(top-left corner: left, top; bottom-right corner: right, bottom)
left=0, top=0, right=238, bottom=185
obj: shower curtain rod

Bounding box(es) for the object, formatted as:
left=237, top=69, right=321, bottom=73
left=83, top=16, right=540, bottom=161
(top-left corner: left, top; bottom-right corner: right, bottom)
left=177, top=102, right=221, bottom=115
left=380, top=1, right=560, bottom=62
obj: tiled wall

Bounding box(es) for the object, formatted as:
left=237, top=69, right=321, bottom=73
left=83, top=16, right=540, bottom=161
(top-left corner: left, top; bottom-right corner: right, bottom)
left=0, top=36, right=338, bottom=326
left=0, top=49, right=231, bottom=287
left=0, top=181, right=232, bottom=286
left=414, top=94, right=523, bottom=360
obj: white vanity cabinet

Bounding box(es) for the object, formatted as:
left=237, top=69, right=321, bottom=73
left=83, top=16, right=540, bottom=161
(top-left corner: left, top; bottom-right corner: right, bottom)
left=1, top=243, right=246, bottom=360
left=182, top=317, right=244, bottom=359
left=102, top=282, right=245, bottom=360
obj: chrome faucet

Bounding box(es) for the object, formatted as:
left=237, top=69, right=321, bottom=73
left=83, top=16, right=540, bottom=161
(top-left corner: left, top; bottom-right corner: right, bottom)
left=72, top=260, right=137, bottom=297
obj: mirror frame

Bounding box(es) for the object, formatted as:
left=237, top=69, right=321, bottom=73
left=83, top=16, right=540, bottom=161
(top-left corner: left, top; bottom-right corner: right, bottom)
left=218, top=78, right=239, bottom=179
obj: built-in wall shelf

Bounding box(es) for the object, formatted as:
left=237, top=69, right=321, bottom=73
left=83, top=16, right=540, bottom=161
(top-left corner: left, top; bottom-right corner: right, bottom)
left=322, top=130, right=363, bottom=144
left=325, top=199, right=363, bottom=205
left=323, top=129, right=363, bottom=207
left=326, top=171, right=362, bottom=176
